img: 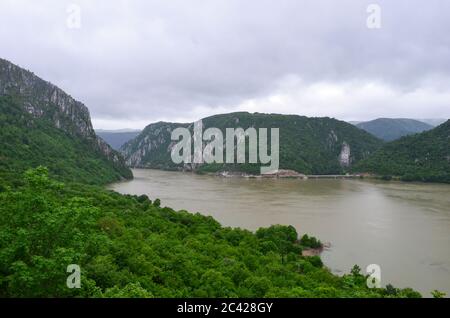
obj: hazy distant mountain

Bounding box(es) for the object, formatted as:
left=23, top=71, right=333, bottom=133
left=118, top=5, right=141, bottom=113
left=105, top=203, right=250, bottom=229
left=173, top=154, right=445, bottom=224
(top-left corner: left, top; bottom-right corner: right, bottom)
left=418, top=118, right=448, bottom=127
left=356, top=118, right=433, bottom=141
left=96, top=129, right=141, bottom=150
left=356, top=120, right=450, bottom=183
left=96, top=128, right=141, bottom=133
left=0, top=58, right=132, bottom=184
left=121, top=112, right=383, bottom=175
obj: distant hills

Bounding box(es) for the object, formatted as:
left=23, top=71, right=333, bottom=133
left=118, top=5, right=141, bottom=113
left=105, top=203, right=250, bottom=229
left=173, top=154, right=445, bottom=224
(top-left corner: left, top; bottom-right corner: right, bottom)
left=0, top=58, right=132, bottom=184
left=1, top=57, right=446, bottom=184
left=419, top=118, right=448, bottom=127
left=120, top=113, right=449, bottom=183
left=355, top=118, right=434, bottom=141
left=96, top=129, right=141, bottom=150
left=121, top=112, right=382, bottom=175
left=355, top=120, right=450, bottom=183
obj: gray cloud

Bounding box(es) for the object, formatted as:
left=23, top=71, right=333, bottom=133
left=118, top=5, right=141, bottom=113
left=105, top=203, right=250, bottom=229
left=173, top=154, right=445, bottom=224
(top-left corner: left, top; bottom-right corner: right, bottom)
left=1, top=0, right=449, bottom=128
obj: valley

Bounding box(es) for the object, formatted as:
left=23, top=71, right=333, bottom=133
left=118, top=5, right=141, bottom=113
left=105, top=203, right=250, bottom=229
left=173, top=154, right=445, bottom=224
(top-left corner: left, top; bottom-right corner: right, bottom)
left=110, top=168, right=450, bottom=296
left=0, top=58, right=448, bottom=298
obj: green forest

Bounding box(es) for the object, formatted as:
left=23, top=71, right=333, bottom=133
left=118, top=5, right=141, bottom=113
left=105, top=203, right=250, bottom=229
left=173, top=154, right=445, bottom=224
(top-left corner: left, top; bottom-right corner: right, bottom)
left=0, top=91, right=446, bottom=298
left=0, top=47, right=447, bottom=300
left=355, top=120, right=450, bottom=183
left=2, top=89, right=448, bottom=298
left=0, top=167, right=422, bottom=297
left=0, top=96, right=132, bottom=186
left=121, top=112, right=383, bottom=175
left=122, top=112, right=449, bottom=183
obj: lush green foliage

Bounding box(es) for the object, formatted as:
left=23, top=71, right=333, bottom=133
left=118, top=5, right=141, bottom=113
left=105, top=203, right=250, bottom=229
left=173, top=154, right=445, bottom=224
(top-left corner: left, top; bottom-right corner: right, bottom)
left=300, top=234, right=322, bottom=249
left=0, top=58, right=430, bottom=298
left=0, top=167, right=422, bottom=298
left=356, top=118, right=433, bottom=141
left=355, top=120, right=450, bottom=183
left=122, top=112, right=383, bottom=175
left=0, top=96, right=132, bottom=186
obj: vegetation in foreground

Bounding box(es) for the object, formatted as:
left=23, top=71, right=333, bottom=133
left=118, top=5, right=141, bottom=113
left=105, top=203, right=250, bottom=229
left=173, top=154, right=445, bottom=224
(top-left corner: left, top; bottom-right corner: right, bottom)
left=0, top=58, right=442, bottom=298
left=0, top=167, right=422, bottom=298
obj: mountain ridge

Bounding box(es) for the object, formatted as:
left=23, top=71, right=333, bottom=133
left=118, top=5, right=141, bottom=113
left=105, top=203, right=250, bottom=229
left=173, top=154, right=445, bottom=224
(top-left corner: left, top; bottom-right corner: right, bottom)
left=355, top=120, right=450, bottom=183
left=355, top=118, right=433, bottom=141
left=121, top=112, right=383, bottom=175
left=0, top=58, right=132, bottom=184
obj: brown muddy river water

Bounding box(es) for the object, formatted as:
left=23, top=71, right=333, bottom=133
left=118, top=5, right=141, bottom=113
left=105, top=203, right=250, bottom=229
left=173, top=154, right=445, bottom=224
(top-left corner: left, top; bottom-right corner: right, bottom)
left=109, top=169, right=450, bottom=297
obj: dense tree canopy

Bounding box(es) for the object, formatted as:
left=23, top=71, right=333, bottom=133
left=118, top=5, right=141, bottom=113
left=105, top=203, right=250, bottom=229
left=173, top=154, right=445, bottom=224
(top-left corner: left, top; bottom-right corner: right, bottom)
left=355, top=120, right=450, bottom=183
left=121, top=112, right=383, bottom=175
left=0, top=167, right=422, bottom=298
left=0, top=96, right=132, bottom=186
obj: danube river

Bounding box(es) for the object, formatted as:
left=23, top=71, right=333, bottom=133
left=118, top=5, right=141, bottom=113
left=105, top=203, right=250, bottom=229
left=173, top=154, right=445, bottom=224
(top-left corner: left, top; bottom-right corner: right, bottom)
left=110, top=169, right=450, bottom=296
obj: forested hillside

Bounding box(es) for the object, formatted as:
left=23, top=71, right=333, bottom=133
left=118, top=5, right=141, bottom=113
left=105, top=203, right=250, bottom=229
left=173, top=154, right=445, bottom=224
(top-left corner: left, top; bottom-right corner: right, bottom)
left=356, top=118, right=433, bottom=141
left=122, top=112, right=383, bottom=175
left=0, top=96, right=131, bottom=185
left=355, top=120, right=450, bottom=183
left=0, top=58, right=132, bottom=184
left=0, top=58, right=427, bottom=298
left=0, top=167, right=421, bottom=297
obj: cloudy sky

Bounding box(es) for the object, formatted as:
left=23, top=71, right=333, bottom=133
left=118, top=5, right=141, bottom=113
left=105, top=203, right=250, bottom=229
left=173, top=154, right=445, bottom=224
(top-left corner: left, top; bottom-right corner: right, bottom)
left=1, top=0, right=449, bottom=129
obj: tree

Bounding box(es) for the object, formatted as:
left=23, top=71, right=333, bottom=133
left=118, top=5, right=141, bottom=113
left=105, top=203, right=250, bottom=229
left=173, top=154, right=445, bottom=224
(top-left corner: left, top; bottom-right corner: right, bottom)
left=431, top=290, right=446, bottom=298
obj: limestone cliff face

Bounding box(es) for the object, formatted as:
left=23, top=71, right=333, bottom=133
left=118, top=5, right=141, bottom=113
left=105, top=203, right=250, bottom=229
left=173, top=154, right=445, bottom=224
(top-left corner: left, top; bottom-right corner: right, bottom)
left=0, top=59, right=94, bottom=138
left=121, top=121, right=186, bottom=168
left=0, top=58, right=131, bottom=178
left=339, top=142, right=351, bottom=167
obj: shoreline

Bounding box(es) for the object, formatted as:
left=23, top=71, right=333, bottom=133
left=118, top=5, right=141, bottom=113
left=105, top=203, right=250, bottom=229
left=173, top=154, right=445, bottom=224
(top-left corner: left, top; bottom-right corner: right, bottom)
left=127, top=167, right=450, bottom=185
left=110, top=168, right=450, bottom=296
left=302, top=242, right=331, bottom=257
left=216, top=170, right=365, bottom=180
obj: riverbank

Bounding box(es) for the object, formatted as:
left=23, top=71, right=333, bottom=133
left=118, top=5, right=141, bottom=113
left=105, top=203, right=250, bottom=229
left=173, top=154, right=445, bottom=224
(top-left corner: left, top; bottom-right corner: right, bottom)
left=302, top=243, right=332, bottom=257
left=196, top=169, right=449, bottom=184
left=109, top=168, right=450, bottom=296
left=215, top=169, right=365, bottom=180
left=129, top=166, right=450, bottom=186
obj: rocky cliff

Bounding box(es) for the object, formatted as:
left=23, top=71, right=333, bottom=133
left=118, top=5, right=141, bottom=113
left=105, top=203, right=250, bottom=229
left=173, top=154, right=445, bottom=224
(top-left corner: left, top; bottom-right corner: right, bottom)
left=0, top=58, right=132, bottom=181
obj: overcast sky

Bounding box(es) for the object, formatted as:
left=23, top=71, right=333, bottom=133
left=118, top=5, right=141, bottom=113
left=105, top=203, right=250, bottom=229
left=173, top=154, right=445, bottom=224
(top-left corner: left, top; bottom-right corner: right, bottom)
left=1, top=0, right=449, bottom=129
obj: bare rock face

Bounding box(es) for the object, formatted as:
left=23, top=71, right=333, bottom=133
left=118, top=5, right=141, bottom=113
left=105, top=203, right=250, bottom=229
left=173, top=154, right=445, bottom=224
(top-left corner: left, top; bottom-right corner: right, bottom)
left=0, top=58, right=94, bottom=138
left=121, top=121, right=182, bottom=168
left=0, top=58, right=130, bottom=175
left=339, top=142, right=351, bottom=167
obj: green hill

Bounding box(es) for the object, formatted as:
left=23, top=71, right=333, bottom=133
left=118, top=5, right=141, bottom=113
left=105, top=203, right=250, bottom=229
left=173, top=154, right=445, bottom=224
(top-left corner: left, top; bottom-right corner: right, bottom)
left=356, top=118, right=434, bottom=141
left=0, top=58, right=132, bottom=185
left=355, top=120, right=450, bottom=183
left=121, top=112, right=383, bottom=175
